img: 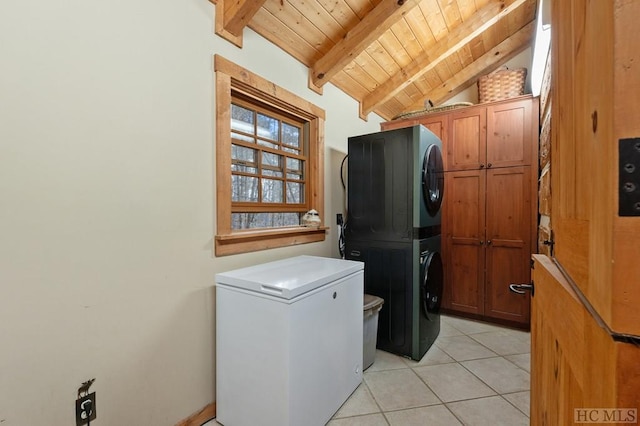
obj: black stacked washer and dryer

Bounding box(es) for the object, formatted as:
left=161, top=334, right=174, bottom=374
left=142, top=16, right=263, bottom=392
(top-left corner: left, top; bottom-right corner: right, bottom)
left=346, top=125, right=444, bottom=361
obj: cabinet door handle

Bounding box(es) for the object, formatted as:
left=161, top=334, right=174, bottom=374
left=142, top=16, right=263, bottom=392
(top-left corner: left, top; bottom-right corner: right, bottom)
left=479, top=240, right=485, bottom=246
left=486, top=240, right=492, bottom=245
left=479, top=164, right=485, bottom=169
left=487, top=163, right=493, bottom=168
left=509, top=282, right=534, bottom=296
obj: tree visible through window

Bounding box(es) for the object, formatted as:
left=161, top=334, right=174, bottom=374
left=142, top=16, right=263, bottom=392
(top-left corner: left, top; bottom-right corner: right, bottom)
left=214, top=55, right=326, bottom=256
left=230, top=97, right=307, bottom=230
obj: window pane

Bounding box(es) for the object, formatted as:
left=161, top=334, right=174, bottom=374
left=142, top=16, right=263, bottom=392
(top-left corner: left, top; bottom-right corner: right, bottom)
left=232, top=165, right=257, bottom=173
left=282, top=146, right=299, bottom=154
left=231, top=131, right=255, bottom=143
left=232, top=212, right=301, bottom=230
left=262, top=152, right=282, bottom=168
left=282, top=123, right=300, bottom=148
left=287, top=172, right=302, bottom=180
left=286, top=182, right=304, bottom=204
left=232, top=144, right=256, bottom=163
left=286, top=158, right=301, bottom=171
left=262, top=169, right=283, bottom=177
left=262, top=179, right=283, bottom=203
left=232, top=175, right=258, bottom=202
left=231, top=104, right=254, bottom=133
left=258, top=140, right=278, bottom=149
left=257, top=113, right=279, bottom=141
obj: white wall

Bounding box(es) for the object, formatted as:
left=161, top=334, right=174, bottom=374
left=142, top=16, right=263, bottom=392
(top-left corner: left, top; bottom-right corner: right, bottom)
left=0, top=1, right=382, bottom=424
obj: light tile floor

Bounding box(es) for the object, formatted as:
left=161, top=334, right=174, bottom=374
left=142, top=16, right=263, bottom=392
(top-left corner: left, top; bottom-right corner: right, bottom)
left=206, top=315, right=531, bottom=426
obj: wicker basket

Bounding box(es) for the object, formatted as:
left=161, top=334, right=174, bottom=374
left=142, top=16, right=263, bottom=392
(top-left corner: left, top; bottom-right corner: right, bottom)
left=478, top=67, right=527, bottom=103
left=393, top=102, right=473, bottom=120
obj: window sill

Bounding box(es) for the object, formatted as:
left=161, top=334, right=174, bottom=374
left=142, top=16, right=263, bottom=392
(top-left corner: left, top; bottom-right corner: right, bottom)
left=215, top=226, right=328, bottom=256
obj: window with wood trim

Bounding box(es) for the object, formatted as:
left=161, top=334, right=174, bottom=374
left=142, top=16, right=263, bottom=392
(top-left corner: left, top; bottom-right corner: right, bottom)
left=214, top=55, right=326, bottom=256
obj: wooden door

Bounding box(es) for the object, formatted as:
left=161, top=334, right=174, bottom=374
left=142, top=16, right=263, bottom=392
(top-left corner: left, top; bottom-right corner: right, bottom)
left=444, top=169, right=485, bottom=314
left=531, top=255, right=640, bottom=425
left=486, top=98, right=535, bottom=168
left=550, top=0, right=640, bottom=335
left=448, top=107, right=486, bottom=171
left=484, top=167, right=532, bottom=324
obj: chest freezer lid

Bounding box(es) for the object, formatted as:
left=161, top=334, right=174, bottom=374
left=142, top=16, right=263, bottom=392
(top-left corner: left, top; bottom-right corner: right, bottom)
left=215, top=255, right=363, bottom=300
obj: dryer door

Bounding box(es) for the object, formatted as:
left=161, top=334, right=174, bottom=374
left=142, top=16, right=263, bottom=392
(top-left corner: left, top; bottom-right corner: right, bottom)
left=422, top=144, right=445, bottom=217
left=421, top=250, right=443, bottom=320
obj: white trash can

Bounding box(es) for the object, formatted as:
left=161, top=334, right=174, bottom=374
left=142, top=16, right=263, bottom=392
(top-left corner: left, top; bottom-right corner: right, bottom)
left=363, top=294, right=384, bottom=370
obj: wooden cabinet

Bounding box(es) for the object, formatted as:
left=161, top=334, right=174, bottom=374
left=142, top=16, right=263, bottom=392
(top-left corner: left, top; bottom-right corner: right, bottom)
left=382, top=112, right=448, bottom=142
left=484, top=166, right=532, bottom=323
left=445, top=165, right=533, bottom=325
left=447, top=98, right=534, bottom=171
left=382, top=96, right=538, bottom=327
left=446, top=169, right=485, bottom=314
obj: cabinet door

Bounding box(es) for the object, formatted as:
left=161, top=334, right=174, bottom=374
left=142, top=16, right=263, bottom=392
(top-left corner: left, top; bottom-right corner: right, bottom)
left=486, top=98, right=534, bottom=168
left=444, top=169, right=485, bottom=314
left=448, top=107, right=486, bottom=171
left=419, top=114, right=448, bottom=143
left=484, top=166, right=532, bottom=324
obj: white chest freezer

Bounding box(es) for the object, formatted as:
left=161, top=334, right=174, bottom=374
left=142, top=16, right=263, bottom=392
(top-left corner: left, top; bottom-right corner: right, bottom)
left=215, top=255, right=364, bottom=426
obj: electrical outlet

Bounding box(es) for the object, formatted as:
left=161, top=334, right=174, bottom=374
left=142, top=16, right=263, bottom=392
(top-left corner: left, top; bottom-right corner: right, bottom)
left=75, top=392, right=96, bottom=425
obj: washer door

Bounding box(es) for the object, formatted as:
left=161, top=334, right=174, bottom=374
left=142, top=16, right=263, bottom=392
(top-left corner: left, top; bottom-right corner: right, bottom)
left=422, top=144, right=445, bottom=217
left=421, top=250, right=443, bottom=320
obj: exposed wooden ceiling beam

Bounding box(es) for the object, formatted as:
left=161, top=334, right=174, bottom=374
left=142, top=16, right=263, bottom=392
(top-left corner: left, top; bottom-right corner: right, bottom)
left=215, top=0, right=266, bottom=47
left=404, top=20, right=535, bottom=111
left=360, top=0, right=528, bottom=119
left=309, top=0, right=422, bottom=90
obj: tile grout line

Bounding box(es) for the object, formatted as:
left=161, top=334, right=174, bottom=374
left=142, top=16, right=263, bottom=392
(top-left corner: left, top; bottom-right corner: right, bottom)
left=332, top=316, right=531, bottom=424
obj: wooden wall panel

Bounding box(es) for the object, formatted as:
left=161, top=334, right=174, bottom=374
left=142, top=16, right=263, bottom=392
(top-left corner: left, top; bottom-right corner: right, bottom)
left=539, top=166, right=551, bottom=216
left=539, top=104, right=551, bottom=169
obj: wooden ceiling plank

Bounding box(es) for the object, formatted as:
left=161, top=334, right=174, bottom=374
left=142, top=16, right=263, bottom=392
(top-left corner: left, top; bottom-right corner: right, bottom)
left=360, top=0, right=527, bottom=117
left=412, top=76, right=432, bottom=95
left=390, top=19, right=423, bottom=62
left=458, top=45, right=475, bottom=68
left=420, top=0, right=449, bottom=42
left=316, top=0, right=360, bottom=31
left=433, top=61, right=454, bottom=86
left=248, top=8, right=320, bottom=66
left=436, top=0, right=463, bottom=31
left=309, top=0, right=422, bottom=89
left=352, top=51, right=390, bottom=85
left=287, top=1, right=347, bottom=44
left=330, top=70, right=370, bottom=103
left=507, top=0, right=537, bottom=33
left=263, top=1, right=331, bottom=55
left=457, top=0, right=480, bottom=20
left=413, top=20, right=534, bottom=108
left=469, top=34, right=486, bottom=60
left=364, top=40, right=401, bottom=76
left=404, top=6, right=437, bottom=50
left=446, top=51, right=464, bottom=77
left=378, top=31, right=413, bottom=68
left=491, top=15, right=511, bottom=45
left=343, top=0, right=378, bottom=19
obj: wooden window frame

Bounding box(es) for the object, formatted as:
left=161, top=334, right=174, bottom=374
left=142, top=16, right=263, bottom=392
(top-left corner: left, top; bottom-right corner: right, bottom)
left=214, top=55, right=326, bottom=256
